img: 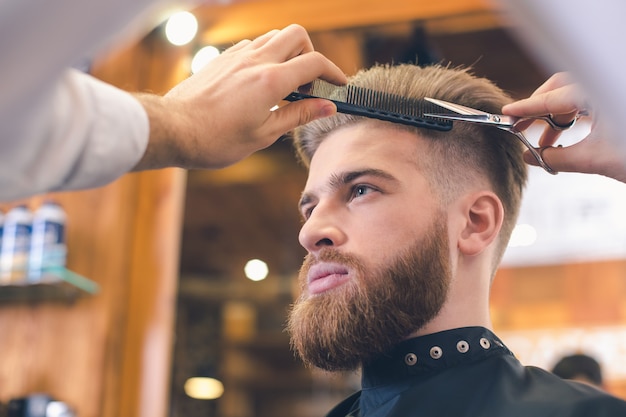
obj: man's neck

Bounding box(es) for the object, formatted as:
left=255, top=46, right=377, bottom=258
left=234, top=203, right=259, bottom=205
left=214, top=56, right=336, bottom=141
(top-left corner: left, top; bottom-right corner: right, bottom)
left=405, top=290, right=492, bottom=339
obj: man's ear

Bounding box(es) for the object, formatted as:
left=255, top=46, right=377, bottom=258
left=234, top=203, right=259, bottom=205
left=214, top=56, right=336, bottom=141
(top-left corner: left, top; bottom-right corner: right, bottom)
left=457, top=191, right=504, bottom=256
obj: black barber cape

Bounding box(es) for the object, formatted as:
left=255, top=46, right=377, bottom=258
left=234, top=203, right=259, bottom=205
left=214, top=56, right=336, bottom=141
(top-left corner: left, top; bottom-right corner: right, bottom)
left=326, top=327, right=626, bottom=417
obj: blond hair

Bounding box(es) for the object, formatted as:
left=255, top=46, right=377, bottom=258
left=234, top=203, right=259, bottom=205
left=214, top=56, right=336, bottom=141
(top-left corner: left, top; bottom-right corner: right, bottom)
left=293, top=64, right=527, bottom=272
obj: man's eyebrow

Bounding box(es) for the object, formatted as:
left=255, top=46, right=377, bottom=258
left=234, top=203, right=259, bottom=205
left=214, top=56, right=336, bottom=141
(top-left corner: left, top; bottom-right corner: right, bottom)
left=337, top=168, right=396, bottom=186
left=298, top=191, right=313, bottom=210
left=298, top=168, right=397, bottom=211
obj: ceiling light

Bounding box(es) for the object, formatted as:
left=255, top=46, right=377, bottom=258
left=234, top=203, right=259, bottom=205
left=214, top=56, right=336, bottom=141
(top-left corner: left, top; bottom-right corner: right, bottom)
left=191, top=46, right=220, bottom=74
left=184, top=377, right=224, bottom=400
left=165, top=11, right=198, bottom=46
left=244, top=259, right=268, bottom=281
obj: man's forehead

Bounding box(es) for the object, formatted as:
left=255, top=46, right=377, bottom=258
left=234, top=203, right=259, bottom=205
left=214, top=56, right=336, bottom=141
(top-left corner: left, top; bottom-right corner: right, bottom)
left=304, top=130, right=428, bottom=198
left=308, top=123, right=424, bottom=174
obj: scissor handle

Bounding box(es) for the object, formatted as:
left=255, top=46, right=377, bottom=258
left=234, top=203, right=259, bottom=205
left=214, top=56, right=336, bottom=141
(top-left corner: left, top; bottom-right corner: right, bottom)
left=519, top=110, right=589, bottom=131
left=509, top=131, right=557, bottom=175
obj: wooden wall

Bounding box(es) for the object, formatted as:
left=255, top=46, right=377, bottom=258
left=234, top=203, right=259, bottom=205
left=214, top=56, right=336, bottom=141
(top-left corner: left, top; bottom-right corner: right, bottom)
left=0, top=36, right=187, bottom=417
left=492, top=260, right=626, bottom=398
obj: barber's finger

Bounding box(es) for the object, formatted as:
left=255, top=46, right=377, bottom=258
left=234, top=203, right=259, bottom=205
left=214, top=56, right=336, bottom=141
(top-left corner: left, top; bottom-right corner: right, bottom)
left=278, top=51, right=347, bottom=90
left=225, top=39, right=253, bottom=53
left=260, top=99, right=337, bottom=140
left=523, top=143, right=587, bottom=174
left=531, top=72, right=574, bottom=96
left=503, top=85, right=584, bottom=118
left=247, top=29, right=281, bottom=49
left=224, top=30, right=280, bottom=55
left=537, top=128, right=563, bottom=148
left=260, top=24, right=316, bottom=61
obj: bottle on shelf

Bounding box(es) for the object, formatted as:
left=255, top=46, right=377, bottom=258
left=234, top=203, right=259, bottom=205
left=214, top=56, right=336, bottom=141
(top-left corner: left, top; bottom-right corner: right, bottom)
left=0, top=205, right=33, bottom=284
left=28, top=201, right=67, bottom=282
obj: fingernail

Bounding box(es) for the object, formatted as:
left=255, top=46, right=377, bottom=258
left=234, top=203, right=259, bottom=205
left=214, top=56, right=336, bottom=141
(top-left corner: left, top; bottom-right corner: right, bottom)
left=317, top=103, right=336, bottom=118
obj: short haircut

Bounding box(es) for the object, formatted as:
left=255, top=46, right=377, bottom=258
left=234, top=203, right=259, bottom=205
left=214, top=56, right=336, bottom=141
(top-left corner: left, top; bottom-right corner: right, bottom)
left=293, top=64, right=528, bottom=272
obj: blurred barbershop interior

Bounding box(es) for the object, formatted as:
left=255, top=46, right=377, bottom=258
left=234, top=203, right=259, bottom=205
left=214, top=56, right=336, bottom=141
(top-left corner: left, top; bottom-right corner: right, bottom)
left=2, top=1, right=626, bottom=417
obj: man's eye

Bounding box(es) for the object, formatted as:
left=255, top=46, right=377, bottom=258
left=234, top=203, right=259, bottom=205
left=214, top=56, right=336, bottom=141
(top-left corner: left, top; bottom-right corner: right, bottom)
left=352, top=185, right=374, bottom=198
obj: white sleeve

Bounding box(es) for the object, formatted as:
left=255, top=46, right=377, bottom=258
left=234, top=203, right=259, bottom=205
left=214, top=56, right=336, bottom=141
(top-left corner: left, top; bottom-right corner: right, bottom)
left=0, top=69, right=149, bottom=201
left=0, top=0, right=179, bottom=201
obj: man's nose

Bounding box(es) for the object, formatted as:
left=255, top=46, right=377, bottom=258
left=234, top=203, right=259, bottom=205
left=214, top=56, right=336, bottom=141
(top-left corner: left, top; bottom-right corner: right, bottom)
left=298, top=203, right=347, bottom=253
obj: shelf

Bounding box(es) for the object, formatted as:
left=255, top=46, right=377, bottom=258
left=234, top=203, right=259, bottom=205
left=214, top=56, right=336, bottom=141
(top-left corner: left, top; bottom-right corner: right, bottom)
left=0, top=268, right=99, bottom=303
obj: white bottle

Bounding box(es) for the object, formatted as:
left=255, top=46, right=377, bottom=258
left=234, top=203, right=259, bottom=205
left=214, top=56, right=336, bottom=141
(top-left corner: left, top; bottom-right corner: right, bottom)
left=28, top=201, right=67, bottom=282
left=0, top=205, right=33, bottom=283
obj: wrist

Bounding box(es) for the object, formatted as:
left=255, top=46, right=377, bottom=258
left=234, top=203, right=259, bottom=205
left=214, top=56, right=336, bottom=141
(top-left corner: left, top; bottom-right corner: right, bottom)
left=132, top=93, right=181, bottom=171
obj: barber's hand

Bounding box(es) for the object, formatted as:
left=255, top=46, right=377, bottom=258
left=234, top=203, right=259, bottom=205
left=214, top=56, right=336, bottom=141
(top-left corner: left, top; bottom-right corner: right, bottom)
left=502, top=72, right=626, bottom=183
left=134, top=24, right=347, bottom=171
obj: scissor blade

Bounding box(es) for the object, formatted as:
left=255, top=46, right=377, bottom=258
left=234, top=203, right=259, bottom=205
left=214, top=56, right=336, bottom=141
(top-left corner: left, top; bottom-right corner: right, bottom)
left=423, top=113, right=492, bottom=123
left=424, top=97, right=488, bottom=116
left=424, top=97, right=519, bottom=127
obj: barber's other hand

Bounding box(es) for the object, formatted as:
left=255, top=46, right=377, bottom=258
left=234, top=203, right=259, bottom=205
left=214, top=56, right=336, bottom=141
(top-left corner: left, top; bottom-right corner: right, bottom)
left=502, top=72, right=626, bottom=183
left=134, top=24, right=347, bottom=171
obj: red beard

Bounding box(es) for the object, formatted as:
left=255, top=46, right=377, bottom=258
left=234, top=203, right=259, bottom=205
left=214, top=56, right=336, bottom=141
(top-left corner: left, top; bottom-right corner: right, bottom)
left=287, top=217, right=451, bottom=371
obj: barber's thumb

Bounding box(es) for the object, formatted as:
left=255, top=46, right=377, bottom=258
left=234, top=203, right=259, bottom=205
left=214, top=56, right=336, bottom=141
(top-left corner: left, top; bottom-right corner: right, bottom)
left=265, top=99, right=337, bottom=140
left=281, top=99, right=337, bottom=128
left=299, top=99, right=337, bottom=125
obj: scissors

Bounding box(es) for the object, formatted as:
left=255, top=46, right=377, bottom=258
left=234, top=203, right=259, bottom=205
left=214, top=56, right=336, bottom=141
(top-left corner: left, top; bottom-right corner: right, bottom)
left=423, top=97, right=587, bottom=174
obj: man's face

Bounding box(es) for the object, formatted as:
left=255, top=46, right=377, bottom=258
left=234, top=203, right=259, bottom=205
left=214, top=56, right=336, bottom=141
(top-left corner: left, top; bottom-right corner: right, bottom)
left=287, top=122, right=452, bottom=371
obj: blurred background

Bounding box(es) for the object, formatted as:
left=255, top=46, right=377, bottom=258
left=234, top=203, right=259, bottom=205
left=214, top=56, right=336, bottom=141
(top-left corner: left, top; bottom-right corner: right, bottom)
left=2, top=1, right=626, bottom=417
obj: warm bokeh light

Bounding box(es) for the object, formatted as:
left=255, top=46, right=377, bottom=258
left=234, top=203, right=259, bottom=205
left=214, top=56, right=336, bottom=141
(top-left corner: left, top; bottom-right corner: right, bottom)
left=191, top=46, right=220, bottom=74
left=244, top=259, right=268, bottom=281
left=165, top=11, right=198, bottom=46
left=184, top=377, right=224, bottom=400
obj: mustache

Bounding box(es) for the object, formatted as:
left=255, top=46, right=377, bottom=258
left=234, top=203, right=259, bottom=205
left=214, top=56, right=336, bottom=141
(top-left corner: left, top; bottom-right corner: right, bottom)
left=302, top=248, right=361, bottom=268
left=300, top=248, right=363, bottom=275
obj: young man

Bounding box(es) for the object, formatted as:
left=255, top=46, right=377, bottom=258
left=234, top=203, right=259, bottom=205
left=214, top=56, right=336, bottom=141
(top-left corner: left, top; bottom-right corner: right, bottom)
left=287, top=64, right=626, bottom=416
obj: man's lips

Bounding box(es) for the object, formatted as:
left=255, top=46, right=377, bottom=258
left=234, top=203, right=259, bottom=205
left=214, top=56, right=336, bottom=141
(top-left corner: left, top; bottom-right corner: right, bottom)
left=307, top=262, right=350, bottom=295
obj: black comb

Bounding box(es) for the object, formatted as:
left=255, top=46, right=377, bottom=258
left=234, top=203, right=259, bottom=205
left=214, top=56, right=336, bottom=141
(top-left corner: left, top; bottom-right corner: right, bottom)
left=284, top=79, right=453, bottom=131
